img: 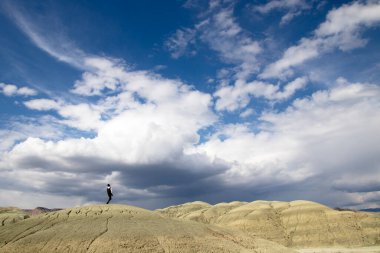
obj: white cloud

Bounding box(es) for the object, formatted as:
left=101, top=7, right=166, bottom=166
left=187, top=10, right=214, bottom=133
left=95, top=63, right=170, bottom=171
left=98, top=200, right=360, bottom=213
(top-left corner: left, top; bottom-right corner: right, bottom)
left=193, top=79, right=380, bottom=207
left=254, top=0, right=310, bottom=25
left=165, top=2, right=261, bottom=80
left=1, top=57, right=220, bottom=207
left=199, top=7, right=261, bottom=79
left=260, top=1, right=380, bottom=79
left=255, top=0, right=308, bottom=13
left=24, top=98, right=60, bottom=110
left=240, top=108, right=254, bottom=118
left=71, top=57, right=128, bottom=96
left=274, top=76, right=308, bottom=99
left=0, top=83, right=37, bottom=96
left=3, top=1, right=87, bottom=69
left=165, top=28, right=197, bottom=59
left=315, top=1, right=380, bottom=37
left=214, top=80, right=276, bottom=111
left=0, top=116, right=64, bottom=152
left=2, top=0, right=380, bottom=210
left=59, top=103, right=104, bottom=131
left=214, top=76, right=307, bottom=111
left=24, top=98, right=103, bottom=131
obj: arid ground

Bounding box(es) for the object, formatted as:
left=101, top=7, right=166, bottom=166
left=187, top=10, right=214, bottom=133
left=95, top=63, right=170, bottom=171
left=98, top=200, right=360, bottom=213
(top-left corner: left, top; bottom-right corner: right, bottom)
left=1, top=201, right=379, bottom=252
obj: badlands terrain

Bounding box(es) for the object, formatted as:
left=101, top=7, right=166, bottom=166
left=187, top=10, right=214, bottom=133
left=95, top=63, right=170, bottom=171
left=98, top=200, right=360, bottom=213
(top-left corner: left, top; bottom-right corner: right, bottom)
left=157, top=200, right=380, bottom=248
left=0, top=200, right=379, bottom=252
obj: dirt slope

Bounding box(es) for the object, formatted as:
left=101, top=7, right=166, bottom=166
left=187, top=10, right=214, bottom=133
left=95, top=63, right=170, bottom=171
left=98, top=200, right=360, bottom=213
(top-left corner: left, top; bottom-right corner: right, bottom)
left=156, top=200, right=380, bottom=248
left=0, top=204, right=297, bottom=253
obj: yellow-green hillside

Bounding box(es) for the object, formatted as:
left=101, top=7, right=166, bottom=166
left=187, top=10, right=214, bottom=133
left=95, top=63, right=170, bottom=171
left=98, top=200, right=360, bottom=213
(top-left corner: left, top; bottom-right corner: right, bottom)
left=156, top=200, right=380, bottom=248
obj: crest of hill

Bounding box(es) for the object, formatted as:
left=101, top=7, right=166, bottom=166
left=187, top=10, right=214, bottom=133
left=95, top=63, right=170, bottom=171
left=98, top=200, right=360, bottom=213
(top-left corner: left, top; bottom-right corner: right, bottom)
left=0, top=204, right=297, bottom=253
left=156, top=200, right=380, bottom=248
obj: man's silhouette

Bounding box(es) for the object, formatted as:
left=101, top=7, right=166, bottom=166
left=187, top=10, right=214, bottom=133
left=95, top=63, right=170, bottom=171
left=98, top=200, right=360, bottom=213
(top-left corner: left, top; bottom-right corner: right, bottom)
left=106, top=184, right=113, bottom=204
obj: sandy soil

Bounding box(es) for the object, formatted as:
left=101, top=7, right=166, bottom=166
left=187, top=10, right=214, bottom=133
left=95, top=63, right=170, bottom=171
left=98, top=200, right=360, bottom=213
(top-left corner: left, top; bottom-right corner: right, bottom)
left=298, top=246, right=380, bottom=253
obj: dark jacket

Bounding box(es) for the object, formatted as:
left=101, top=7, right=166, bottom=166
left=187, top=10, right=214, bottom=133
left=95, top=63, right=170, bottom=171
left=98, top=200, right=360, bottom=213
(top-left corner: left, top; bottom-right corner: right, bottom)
left=107, top=186, right=113, bottom=196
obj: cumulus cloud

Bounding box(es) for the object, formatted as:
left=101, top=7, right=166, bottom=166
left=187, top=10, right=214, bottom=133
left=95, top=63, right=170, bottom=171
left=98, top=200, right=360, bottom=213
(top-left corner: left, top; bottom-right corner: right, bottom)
left=1, top=3, right=225, bottom=208
left=2, top=0, right=380, bottom=211
left=12, top=74, right=379, bottom=209
left=0, top=82, right=37, bottom=96
left=24, top=98, right=103, bottom=131
left=71, top=57, right=129, bottom=96
left=194, top=79, right=380, bottom=207
left=214, top=76, right=307, bottom=111
left=1, top=54, right=221, bottom=208
left=260, top=1, right=380, bottom=79
left=24, top=98, right=60, bottom=110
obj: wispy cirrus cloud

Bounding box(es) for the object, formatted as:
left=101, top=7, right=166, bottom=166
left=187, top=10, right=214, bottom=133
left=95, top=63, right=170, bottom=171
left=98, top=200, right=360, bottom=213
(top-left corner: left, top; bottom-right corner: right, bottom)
left=253, top=0, right=311, bottom=25
left=2, top=0, right=87, bottom=69
left=165, top=28, right=197, bottom=59
left=260, top=1, right=380, bottom=79
left=166, top=0, right=261, bottom=80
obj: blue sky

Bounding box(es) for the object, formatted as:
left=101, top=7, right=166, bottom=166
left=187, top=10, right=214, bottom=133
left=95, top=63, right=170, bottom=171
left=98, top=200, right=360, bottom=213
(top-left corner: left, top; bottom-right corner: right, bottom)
left=0, top=0, right=380, bottom=209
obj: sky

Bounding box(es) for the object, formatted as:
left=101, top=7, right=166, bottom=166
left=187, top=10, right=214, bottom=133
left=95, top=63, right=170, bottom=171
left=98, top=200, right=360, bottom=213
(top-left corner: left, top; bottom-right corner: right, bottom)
left=0, top=0, right=379, bottom=210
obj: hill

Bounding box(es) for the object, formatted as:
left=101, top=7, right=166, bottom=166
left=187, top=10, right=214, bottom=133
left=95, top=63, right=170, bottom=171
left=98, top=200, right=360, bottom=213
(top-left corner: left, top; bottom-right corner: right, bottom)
left=156, top=200, right=380, bottom=248
left=0, top=204, right=296, bottom=253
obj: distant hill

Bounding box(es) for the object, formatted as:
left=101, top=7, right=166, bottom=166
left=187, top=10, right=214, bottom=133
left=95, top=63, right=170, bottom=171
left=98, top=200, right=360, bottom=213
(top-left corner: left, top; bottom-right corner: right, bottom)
left=156, top=200, right=380, bottom=248
left=361, top=208, right=380, bottom=213
left=0, top=207, right=61, bottom=227
left=0, top=204, right=296, bottom=253
left=23, top=207, right=62, bottom=216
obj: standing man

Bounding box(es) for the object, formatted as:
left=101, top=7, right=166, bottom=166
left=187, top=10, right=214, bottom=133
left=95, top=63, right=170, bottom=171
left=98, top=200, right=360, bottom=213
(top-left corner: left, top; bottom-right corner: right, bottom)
left=106, top=184, right=113, bottom=204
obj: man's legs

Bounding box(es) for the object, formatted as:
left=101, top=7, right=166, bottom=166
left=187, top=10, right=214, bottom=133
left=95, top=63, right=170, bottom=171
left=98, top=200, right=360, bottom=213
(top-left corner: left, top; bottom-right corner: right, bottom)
left=106, top=195, right=112, bottom=204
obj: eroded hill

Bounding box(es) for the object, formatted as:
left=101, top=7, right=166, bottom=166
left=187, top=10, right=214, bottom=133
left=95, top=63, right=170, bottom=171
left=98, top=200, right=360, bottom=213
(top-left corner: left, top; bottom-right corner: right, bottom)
left=0, top=204, right=297, bottom=253
left=156, top=200, right=380, bottom=248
